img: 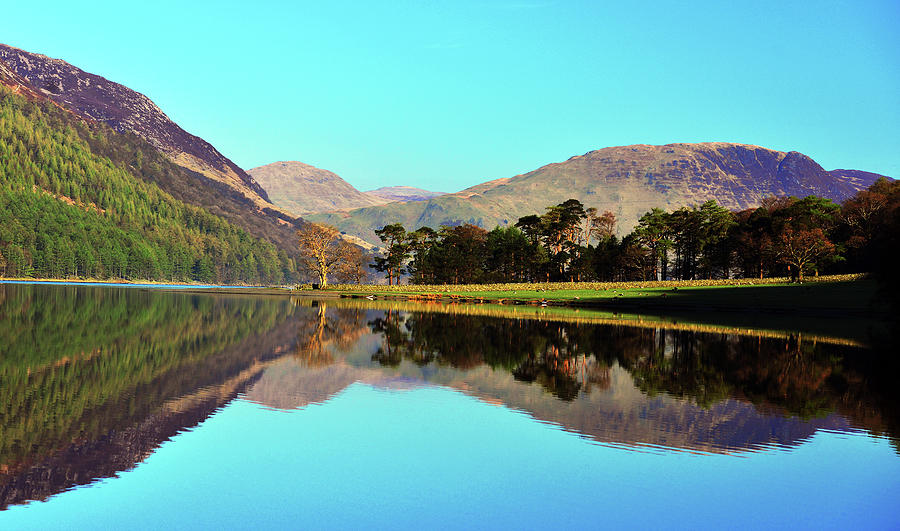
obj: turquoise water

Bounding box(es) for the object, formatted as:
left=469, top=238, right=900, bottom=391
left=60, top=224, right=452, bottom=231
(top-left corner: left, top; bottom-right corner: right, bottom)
left=5, top=385, right=899, bottom=530
left=0, top=284, right=898, bottom=529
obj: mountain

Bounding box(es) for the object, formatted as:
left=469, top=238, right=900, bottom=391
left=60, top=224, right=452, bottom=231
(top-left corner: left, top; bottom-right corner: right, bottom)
left=249, top=162, right=447, bottom=215
left=0, top=44, right=270, bottom=205
left=0, top=43, right=304, bottom=258
left=249, top=161, right=386, bottom=215
left=365, top=186, right=446, bottom=203
left=307, top=142, right=889, bottom=246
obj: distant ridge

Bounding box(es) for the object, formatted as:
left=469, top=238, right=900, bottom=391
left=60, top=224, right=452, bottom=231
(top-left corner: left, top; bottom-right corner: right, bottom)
left=307, top=142, right=890, bottom=246
left=250, top=162, right=447, bottom=215
left=365, top=186, right=446, bottom=203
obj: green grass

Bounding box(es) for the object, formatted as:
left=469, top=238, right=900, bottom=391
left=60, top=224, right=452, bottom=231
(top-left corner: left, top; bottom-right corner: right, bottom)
left=320, top=274, right=885, bottom=315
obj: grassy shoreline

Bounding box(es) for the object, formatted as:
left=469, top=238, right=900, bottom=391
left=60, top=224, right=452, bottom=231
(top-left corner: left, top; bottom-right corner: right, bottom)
left=319, top=274, right=889, bottom=315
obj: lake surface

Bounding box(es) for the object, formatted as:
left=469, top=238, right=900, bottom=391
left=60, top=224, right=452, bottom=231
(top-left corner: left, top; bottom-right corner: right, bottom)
left=1, top=283, right=898, bottom=529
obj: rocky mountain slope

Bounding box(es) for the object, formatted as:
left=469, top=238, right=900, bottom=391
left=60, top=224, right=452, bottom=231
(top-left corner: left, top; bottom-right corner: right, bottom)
left=249, top=161, right=386, bottom=215
left=0, top=43, right=304, bottom=256
left=0, top=44, right=271, bottom=206
left=365, top=186, right=446, bottom=203
left=308, top=142, right=888, bottom=246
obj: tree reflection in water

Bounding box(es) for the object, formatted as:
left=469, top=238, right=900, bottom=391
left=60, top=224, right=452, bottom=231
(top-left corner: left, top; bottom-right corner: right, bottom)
left=1, top=287, right=897, bottom=510
left=346, top=305, right=898, bottom=444
left=293, top=300, right=370, bottom=367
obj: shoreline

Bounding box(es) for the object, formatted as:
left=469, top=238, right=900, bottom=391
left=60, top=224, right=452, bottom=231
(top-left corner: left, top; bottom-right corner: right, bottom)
left=318, top=275, right=889, bottom=317
left=4, top=276, right=890, bottom=345
left=3, top=275, right=890, bottom=318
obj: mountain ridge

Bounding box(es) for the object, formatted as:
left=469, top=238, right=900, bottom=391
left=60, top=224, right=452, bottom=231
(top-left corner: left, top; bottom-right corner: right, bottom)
left=0, top=43, right=272, bottom=207
left=0, top=43, right=306, bottom=258
left=365, top=186, right=447, bottom=203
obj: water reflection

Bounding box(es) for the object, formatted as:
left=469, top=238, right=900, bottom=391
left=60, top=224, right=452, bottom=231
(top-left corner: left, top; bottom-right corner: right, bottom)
left=0, top=284, right=897, bottom=511
left=251, top=300, right=899, bottom=455
left=0, top=284, right=299, bottom=509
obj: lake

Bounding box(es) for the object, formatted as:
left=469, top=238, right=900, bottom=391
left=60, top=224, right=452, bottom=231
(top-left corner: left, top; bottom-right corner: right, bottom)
left=1, top=283, right=898, bottom=529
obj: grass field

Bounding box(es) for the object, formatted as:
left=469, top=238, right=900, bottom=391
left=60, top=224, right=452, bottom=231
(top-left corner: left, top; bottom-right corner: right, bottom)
left=316, top=274, right=887, bottom=316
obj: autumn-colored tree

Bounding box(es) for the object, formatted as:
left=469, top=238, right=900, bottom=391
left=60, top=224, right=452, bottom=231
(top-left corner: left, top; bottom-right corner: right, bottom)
left=297, top=223, right=354, bottom=287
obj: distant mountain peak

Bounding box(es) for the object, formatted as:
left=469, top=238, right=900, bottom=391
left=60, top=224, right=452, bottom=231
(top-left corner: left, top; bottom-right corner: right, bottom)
left=249, top=161, right=386, bottom=215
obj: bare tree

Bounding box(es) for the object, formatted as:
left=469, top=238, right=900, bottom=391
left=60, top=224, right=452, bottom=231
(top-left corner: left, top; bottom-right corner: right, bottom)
left=776, top=226, right=835, bottom=282
left=334, top=245, right=370, bottom=284
left=297, top=223, right=355, bottom=287
left=591, top=210, right=617, bottom=242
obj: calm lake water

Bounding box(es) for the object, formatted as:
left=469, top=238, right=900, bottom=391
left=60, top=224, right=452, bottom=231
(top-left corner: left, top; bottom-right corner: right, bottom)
left=1, top=283, right=898, bottom=529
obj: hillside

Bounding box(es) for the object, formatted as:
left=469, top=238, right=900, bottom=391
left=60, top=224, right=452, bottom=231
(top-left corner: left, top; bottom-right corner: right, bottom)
left=365, top=186, right=446, bottom=203
left=0, top=44, right=305, bottom=256
left=249, top=161, right=386, bottom=215
left=307, top=143, right=888, bottom=246
left=0, top=84, right=295, bottom=283
left=0, top=44, right=270, bottom=205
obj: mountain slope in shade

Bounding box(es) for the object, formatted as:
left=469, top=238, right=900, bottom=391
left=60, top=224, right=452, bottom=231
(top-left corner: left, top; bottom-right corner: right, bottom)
left=249, top=161, right=386, bottom=215
left=0, top=43, right=271, bottom=207
left=365, top=186, right=446, bottom=203
left=308, top=142, right=888, bottom=246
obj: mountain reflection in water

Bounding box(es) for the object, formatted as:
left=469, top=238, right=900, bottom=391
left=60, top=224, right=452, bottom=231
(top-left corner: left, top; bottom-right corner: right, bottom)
left=0, top=284, right=897, bottom=511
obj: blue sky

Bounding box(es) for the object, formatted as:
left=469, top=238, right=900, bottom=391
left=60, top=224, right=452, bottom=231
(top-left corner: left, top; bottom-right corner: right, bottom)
left=2, top=0, right=897, bottom=192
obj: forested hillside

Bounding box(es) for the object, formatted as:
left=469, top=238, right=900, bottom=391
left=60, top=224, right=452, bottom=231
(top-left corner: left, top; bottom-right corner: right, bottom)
left=0, top=86, right=296, bottom=283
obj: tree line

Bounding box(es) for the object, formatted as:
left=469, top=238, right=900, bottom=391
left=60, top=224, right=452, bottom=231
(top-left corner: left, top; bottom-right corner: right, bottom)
left=0, top=86, right=296, bottom=283
left=366, top=177, right=899, bottom=285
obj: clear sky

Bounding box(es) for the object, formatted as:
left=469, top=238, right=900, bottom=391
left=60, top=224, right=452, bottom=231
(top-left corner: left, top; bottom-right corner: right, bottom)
left=2, top=0, right=898, bottom=192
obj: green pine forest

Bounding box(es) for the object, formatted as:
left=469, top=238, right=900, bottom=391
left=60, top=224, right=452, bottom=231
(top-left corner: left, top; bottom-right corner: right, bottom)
left=0, top=86, right=296, bottom=284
